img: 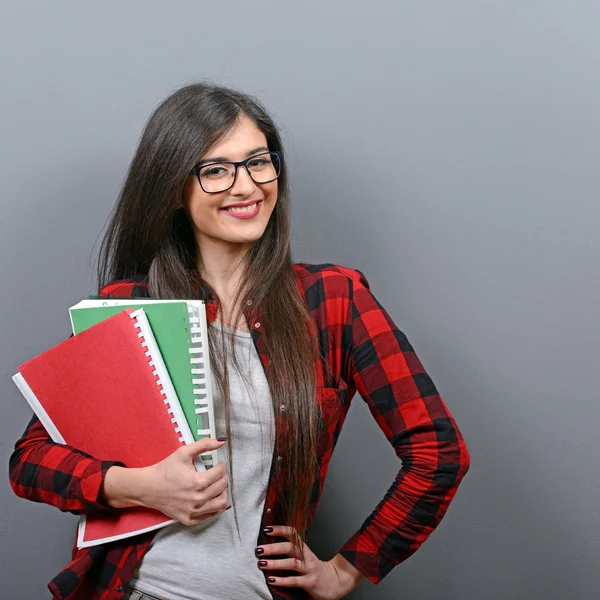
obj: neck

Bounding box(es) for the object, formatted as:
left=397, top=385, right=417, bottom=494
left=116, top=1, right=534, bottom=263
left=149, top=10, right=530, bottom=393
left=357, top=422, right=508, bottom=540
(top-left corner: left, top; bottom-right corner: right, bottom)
left=195, top=235, right=249, bottom=301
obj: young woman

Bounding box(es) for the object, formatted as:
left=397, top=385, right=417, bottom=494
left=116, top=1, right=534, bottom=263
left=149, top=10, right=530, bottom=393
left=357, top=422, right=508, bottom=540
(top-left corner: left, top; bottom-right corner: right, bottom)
left=9, top=83, right=471, bottom=600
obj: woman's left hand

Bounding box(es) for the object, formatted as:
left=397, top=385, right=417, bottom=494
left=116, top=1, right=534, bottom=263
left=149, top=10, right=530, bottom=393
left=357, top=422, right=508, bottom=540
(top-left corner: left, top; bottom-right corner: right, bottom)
left=255, top=525, right=357, bottom=600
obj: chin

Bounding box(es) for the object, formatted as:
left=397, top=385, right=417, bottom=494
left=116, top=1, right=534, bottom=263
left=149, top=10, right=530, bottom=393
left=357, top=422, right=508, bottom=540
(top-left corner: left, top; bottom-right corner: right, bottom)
left=224, top=229, right=267, bottom=244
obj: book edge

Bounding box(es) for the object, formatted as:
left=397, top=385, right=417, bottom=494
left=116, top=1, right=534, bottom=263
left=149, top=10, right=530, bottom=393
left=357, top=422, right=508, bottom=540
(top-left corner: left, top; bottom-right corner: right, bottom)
left=12, top=373, right=66, bottom=444
left=77, top=514, right=177, bottom=548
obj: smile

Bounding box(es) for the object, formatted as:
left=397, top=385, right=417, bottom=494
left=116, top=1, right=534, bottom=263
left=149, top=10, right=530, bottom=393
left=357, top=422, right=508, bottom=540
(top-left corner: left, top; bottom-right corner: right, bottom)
left=221, top=201, right=262, bottom=219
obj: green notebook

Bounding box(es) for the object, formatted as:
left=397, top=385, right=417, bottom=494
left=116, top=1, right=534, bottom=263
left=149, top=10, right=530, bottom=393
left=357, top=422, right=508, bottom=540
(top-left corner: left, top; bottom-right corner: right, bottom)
left=69, top=301, right=215, bottom=464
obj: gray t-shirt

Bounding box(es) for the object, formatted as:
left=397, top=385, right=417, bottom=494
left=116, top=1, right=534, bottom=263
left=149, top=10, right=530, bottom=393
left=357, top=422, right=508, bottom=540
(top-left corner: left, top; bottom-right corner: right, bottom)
left=128, top=320, right=275, bottom=600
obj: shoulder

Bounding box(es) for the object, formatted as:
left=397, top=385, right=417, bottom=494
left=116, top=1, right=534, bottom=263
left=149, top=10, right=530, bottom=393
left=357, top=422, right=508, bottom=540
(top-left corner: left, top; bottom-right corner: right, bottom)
left=293, top=262, right=370, bottom=288
left=98, top=275, right=151, bottom=299
left=292, top=262, right=371, bottom=310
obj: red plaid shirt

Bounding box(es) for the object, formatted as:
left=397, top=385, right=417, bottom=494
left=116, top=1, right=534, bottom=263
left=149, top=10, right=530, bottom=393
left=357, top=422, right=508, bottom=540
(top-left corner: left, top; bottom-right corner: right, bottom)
left=9, top=263, right=470, bottom=599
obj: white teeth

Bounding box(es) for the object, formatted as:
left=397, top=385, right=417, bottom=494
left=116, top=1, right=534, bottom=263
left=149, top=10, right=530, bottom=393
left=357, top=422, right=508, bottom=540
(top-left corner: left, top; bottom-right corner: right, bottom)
left=226, top=202, right=258, bottom=213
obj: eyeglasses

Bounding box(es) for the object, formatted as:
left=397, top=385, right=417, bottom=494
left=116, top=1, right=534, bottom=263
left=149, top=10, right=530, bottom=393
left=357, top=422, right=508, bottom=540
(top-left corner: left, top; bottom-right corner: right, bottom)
left=189, top=150, right=282, bottom=194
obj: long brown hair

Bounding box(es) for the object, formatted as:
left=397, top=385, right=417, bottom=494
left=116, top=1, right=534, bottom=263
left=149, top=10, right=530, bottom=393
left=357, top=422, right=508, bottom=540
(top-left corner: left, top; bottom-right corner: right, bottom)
left=97, top=82, right=320, bottom=554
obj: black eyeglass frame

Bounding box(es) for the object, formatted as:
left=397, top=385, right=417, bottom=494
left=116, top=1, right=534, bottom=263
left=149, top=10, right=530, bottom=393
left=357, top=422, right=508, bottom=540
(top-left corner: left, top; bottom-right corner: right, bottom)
left=189, top=150, right=283, bottom=194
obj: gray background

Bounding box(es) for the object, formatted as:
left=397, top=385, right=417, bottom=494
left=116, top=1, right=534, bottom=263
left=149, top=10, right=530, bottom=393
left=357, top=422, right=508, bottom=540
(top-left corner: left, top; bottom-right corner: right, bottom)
left=1, top=2, right=598, bottom=599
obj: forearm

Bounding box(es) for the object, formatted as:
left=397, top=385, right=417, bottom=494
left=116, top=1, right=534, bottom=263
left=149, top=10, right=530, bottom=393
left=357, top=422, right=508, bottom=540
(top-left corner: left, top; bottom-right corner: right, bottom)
left=100, top=465, right=148, bottom=509
left=9, top=415, right=124, bottom=515
left=338, top=435, right=470, bottom=584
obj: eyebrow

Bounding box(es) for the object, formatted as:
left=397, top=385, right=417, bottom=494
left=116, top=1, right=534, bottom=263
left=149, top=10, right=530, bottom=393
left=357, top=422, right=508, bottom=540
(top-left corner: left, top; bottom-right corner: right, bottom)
left=197, top=146, right=269, bottom=166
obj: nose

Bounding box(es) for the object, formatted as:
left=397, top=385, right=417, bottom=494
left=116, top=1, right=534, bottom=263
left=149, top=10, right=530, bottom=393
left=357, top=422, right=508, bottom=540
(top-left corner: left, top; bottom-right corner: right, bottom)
left=230, top=165, right=257, bottom=196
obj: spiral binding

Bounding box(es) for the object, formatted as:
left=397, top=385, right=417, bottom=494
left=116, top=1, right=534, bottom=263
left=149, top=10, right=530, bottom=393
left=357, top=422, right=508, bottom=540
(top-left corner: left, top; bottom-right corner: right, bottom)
left=132, top=313, right=186, bottom=445
left=187, top=304, right=218, bottom=467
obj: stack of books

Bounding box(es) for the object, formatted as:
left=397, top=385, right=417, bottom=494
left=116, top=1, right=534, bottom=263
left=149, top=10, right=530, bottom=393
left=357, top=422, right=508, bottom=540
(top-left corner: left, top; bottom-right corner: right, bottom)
left=12, top=298, right=217, bottom=548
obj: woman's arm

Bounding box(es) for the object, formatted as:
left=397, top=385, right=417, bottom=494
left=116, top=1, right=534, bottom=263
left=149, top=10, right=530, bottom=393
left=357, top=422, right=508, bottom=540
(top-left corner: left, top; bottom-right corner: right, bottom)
left=337, top=267, right=471, bottom=584
left=9, top=413, right=124, bottom=516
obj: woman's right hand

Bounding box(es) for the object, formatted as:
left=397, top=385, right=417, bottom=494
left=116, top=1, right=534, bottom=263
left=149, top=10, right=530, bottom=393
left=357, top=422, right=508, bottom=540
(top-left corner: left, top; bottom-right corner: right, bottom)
left=101, top=437, right=229, bottom=526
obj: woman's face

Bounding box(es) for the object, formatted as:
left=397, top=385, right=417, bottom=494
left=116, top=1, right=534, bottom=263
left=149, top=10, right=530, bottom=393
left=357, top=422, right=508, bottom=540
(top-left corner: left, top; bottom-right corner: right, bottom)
left=183, top=116, right=278, bottom=255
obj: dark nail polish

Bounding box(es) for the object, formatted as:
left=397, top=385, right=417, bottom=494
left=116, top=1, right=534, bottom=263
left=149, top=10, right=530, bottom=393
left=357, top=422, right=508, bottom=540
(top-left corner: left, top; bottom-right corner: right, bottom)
left=225, top=505, right=232, bottom=510
left=255, top=547, right=264, bottom=555
left=263, top=526, right=273, bottom=534
left=258, top=560, right=267, bottom=567
left=217, top=437, right=228, bottom=442
left=267, top=577, right=276, bottom=583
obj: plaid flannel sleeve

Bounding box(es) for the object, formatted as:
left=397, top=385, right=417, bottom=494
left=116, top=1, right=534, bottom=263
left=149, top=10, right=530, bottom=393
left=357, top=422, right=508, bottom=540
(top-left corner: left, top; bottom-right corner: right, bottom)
left=337, top=268, right=471, bottom=584
left=9, top=413, right=125, bottom=515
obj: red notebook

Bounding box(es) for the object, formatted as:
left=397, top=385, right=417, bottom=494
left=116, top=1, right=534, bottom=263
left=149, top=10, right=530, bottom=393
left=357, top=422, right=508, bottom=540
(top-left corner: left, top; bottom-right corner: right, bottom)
left=12, top=308, right=201, bottom=547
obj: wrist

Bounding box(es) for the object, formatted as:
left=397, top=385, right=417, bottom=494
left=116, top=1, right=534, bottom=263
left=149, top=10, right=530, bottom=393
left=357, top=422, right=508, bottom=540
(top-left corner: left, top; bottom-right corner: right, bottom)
left=100, top=465, right=148, bottom=509
left=329, top=553, right=365, bottom=596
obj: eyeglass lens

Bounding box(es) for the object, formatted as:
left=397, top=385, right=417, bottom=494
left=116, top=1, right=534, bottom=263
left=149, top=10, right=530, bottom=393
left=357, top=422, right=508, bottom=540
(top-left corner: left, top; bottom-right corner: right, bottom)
left=199, top=152, right=281, bottom=193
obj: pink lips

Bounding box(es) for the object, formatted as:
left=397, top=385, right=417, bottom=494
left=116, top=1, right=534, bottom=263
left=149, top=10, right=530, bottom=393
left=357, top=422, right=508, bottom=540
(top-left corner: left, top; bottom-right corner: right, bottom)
left=221, top=200, right=261, bottom=220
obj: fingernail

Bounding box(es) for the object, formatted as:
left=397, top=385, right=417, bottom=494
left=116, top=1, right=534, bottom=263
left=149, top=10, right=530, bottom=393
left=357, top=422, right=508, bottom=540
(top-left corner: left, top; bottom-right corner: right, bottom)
left=263, top=526, right=273, bottom=534
left=216, top=437, right=228, bottom=442
left=258, top=560, right=267, bottom=567
left=267, top=577, right=276, bottom=583
left=225, top=505, right=232, bottom=510
left=255, top=547, right=264, bottom=555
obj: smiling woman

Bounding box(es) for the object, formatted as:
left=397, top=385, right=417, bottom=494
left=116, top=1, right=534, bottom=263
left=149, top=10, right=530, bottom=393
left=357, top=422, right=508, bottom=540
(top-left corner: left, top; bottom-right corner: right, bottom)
left=8, top=82, right=470, bottom=600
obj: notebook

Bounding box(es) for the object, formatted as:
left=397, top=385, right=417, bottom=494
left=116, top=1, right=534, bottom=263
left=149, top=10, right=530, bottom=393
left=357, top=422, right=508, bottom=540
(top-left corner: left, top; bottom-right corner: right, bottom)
left=13, top=308, right=203, bottom=548
left=69, top=298, right=217, bottom=467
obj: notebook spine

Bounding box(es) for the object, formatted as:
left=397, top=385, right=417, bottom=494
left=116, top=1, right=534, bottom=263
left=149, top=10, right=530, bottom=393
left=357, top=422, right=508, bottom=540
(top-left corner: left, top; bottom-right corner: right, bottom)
left=131, top=310, right=186, bottom=445
left=187, top=303, right=218, bottom=467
